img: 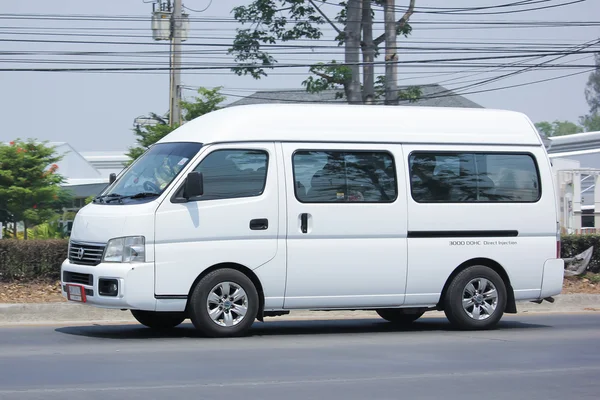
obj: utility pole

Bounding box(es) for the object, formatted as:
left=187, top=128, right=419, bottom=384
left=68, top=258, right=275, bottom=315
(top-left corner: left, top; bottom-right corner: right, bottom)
left=344, top=0, right=362, bottom=104
left=169, top=0, right=183, bottom=126
left=361, top=0, right=375, bottom=104
left=151, top=0, right=188, bottom=127
left=384, top=0, right=398, bottom=105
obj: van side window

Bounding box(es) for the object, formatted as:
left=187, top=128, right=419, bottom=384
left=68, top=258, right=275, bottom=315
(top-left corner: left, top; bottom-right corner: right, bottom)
left=292, top=151, right=397, bottom=203
left=409, top=152, right=540, bottom=203
left=193, top=149, right=268, bottom=200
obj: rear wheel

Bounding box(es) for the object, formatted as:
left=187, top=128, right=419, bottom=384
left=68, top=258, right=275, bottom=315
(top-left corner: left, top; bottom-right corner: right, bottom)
left=130, top=310, right=186, bottom=329
left=376, top=308, right=424, bottom=324
left=443, top=265, right=507, bottom=330
left=189, top=268, right=259, bottom=338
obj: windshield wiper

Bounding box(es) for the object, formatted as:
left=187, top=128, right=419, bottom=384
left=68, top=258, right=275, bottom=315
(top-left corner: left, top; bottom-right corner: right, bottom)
left=104, top=192, right=160, bottom=203
left=93, top=193, right=122, bottom=203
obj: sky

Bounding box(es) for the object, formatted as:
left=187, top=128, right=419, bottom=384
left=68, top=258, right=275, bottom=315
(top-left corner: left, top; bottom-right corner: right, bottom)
left=0, top=0, right=599, bottom=152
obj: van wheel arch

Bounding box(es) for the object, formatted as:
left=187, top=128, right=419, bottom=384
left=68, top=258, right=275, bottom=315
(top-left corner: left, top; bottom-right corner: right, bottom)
left=437, top=258, right=516, bottom=314
left=185, top=262, right=265, bottom=321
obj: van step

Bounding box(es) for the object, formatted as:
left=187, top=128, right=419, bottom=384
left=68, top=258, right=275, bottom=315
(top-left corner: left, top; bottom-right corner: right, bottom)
left=263, top=311, right=290, bottom=318
left=530, top=296, right=555, bottom=304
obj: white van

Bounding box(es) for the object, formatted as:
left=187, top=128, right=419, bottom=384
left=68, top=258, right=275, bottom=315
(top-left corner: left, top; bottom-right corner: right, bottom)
left=61, top=104, right=564, bottom=337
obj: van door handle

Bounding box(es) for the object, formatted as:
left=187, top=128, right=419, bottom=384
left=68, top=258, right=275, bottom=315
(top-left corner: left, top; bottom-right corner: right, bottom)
left=250, top=218, right=268, bottom=230
left=300, top=213, right=308, bottom=234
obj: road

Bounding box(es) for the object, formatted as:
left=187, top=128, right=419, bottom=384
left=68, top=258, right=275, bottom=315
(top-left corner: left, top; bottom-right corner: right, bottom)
left=0, top=313, right=599, bottom=399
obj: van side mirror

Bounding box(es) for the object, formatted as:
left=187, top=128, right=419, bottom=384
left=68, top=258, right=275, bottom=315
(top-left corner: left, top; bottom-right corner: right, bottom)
left=184, top=171, right=203, bottom=199
left=109, top=173, right=117, bottom=184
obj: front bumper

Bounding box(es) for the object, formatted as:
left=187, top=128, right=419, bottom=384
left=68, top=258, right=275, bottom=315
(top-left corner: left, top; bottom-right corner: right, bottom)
left=60, top=259, right=156, bottom=310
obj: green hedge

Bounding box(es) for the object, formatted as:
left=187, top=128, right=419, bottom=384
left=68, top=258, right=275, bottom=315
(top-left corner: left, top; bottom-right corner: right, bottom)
left=561, top=234, right=600, bottom=273
left=0, top=234, right=599, bottom=282
left=0, top=239, right=68, bottom=281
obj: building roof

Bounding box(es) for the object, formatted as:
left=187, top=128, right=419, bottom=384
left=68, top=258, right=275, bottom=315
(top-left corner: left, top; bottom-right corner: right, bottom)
left=226, top=84, right=484, bottom=109
left=46, top=142, right=105, bottom=185
left=159, top=103, right=544, bottom=147
left=547, top=131, right=600, bottom=153
left=80, top=150, right=129, bottom=179
left=1, top=141, right=126, bottom=193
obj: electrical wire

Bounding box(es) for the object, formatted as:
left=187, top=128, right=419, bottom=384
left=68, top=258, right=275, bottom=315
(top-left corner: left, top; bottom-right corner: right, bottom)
left=183, top=0, right=213, bottom=13
left=207, top=68, right=595, bottom=105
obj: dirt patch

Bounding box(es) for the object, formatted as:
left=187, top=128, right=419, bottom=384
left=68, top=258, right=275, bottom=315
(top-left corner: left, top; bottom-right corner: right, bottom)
left=0, top=280, right=66, bottom=303
left=1, top=274, right=600, bottom=303
left=562, top=273, right=600, bottom=294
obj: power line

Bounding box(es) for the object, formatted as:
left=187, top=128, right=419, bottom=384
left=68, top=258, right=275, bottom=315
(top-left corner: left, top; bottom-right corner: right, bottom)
left=1, top=12, right=599, bottom=26
left=183, top=0, right=213, bottom=13
left=372, top=0, right=589, bottom=15
left=211, top=67, right=594, bottom=105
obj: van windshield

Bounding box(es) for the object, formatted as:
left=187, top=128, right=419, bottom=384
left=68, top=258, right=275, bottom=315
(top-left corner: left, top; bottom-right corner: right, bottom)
left=98, top=142, right=202, bottom=202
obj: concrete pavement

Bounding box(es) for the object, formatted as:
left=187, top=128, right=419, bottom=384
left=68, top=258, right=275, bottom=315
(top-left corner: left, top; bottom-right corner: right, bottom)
left=0, top=313, right=599, bottom=399
left=0, top=293, right=599, bottom=326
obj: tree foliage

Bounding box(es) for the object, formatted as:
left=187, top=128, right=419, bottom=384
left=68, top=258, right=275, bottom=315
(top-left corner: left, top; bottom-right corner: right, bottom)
left=536, top=53, right=600, bottom=136
left=534, top=120, right=584, bottom=137
left=0, top=139, right=71, bottom=239
left=578, top=112, right=600, bottom=132
left=127, top=87, right=226, bottom=162
left=228, top=0, right=420, bottom=104
left=585, top=53, right=600, bottom=115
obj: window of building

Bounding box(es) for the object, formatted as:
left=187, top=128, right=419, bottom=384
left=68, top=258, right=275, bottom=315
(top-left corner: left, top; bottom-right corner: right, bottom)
left=408, top=152, right=541, bottom=203
left=582, top=209, right=595, bottom=228
left=192, top=149, right=268, bottom=200
left=292, top=151, right=397, bottom=203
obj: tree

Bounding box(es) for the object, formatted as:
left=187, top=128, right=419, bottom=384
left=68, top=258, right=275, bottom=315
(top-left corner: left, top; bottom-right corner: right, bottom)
left=229, top=0, right=420, bottom=104
left=127, top=87, right=226, bottom=162
left=534, top=120, right=584, bottom=137
left=584, top=53, right=600, bottom=115
left=576, top=52, right=600, bottom=133
left=0, top=139, right=70, bottom=239
left=579, top=113, right=600, bottom=132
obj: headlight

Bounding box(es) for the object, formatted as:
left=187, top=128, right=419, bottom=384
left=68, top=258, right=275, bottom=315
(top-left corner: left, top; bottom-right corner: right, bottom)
left=103, top=236, right=145, bottom=263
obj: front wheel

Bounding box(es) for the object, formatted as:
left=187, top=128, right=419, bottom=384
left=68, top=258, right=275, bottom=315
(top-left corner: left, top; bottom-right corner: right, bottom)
left=189, top=268, right=259, bottom=338
left=130, top=310, right=186, bottom=329
left=443, top=265, right=507, bottom=330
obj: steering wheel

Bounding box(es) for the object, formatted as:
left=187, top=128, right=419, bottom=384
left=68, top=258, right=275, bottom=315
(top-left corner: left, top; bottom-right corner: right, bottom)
left=143, top=181, right=160, bottom=193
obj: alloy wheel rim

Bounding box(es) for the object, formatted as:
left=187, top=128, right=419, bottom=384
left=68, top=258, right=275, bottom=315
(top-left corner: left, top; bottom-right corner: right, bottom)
left=461, top=277, right=498, bottom=321
left=206, top=281, right=248, bottom=327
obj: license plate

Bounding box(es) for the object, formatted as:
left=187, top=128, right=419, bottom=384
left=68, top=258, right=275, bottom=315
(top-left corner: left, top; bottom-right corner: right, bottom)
left=66, top=284, right=87, bottom=303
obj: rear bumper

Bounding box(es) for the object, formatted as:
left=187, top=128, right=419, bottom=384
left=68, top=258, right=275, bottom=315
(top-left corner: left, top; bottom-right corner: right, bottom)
left=60, top=259, right=156, bottom=310
left=540, top=258, right=565, bottom=299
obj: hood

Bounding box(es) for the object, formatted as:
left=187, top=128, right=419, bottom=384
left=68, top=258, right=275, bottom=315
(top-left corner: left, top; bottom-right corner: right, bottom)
left=70, top=201, right=158, bottom=245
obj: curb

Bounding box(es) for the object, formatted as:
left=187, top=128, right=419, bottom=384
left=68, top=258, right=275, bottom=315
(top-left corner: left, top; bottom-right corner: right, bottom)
left=0, top=294, right=599, bottom=326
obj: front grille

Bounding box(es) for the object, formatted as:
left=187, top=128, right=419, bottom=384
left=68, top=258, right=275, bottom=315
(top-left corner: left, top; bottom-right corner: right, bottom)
left=68, top=241, right=105, bottom=266
left=63, top=271, right=93, bottom=286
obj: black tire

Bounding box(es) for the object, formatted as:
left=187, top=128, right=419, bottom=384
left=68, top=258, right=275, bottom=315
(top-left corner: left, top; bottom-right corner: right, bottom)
left=376, top=308, right=424, bottom=324
left=443, top=265, right=507, bottom=330
left=189, top=268, right=259, bottom=338
left=130, top=310, right=186, bottom=329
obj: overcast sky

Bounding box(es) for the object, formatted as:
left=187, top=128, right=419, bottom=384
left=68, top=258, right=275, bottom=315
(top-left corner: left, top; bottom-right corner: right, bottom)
left=1, top=0, right=599, bottom=152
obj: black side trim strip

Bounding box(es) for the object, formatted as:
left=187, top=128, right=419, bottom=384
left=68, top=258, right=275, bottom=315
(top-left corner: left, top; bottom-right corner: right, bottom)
left=155, top=295, right=188, bottom=300
left=408, top=230, right=518, bottom=238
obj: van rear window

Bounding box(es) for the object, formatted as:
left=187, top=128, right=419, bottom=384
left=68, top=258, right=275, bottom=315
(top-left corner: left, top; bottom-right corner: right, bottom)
left=408, top=152, right=541, bottom=203
left=292, top=151, right=397, bottom=203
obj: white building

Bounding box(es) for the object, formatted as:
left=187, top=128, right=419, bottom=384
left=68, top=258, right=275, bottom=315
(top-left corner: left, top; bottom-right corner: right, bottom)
left=50, top=143, right=128, bottom=209
left=547, top=131, right=600, bottom=233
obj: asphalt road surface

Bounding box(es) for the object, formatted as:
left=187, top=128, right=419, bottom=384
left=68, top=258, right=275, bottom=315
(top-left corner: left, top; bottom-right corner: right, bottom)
left=0, top=313, right=599, bottom=400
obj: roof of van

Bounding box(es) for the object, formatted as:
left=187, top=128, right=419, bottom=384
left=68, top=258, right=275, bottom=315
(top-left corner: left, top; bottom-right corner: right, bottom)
left=157, top=103, right=543, bottom=147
